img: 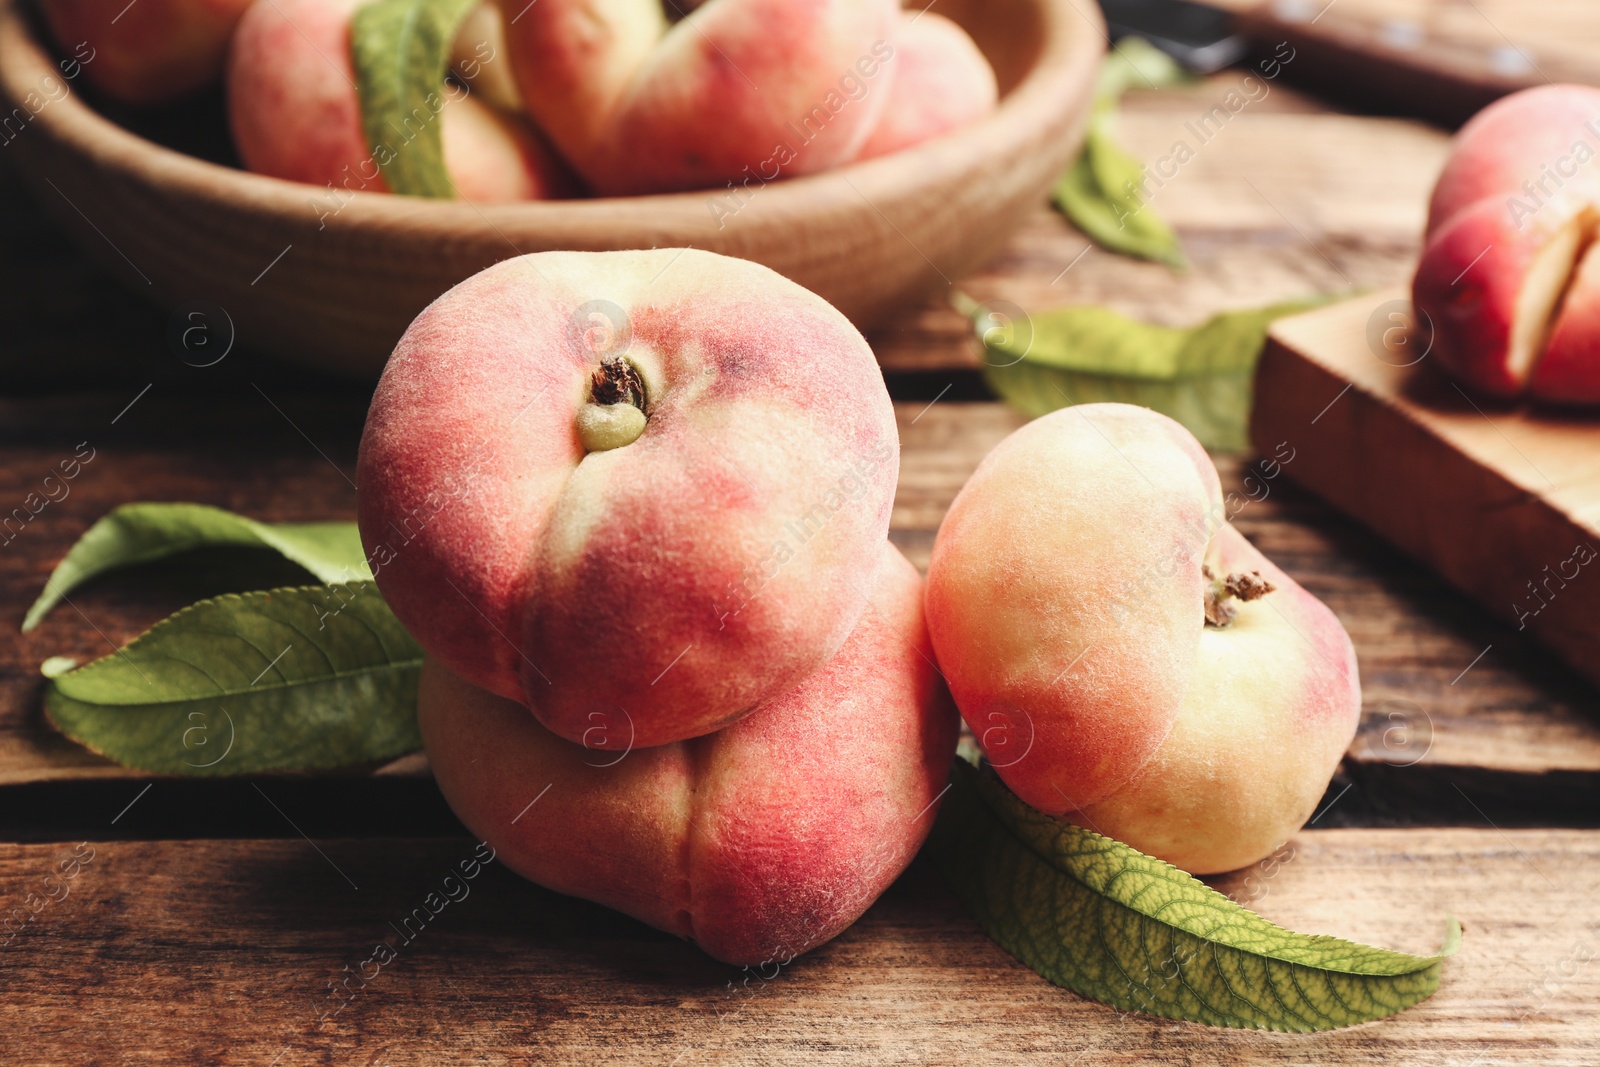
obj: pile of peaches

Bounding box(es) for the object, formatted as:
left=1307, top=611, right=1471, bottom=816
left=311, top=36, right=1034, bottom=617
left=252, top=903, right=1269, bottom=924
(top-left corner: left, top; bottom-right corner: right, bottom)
left=41, top=0, right=1405, bottom=967
left=353, top=247, right=1362, bottom=966
left=43, top=0, right=999, bottom=198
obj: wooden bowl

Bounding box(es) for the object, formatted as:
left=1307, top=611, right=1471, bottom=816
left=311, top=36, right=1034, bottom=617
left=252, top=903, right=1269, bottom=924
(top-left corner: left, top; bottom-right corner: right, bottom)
left=0, top=0, right=1102, bottom=377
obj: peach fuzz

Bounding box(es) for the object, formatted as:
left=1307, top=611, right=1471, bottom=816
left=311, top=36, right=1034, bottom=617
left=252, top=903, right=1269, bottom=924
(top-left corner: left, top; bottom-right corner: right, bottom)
left=419, top=544, right=959, bottom=966
left=494, top=0, right=899, bottom=195
left=1068, top=524, right=1360, bottom=875
left=853, top=12, right=997, bottom=162
left=357, top=249, right=899, bottom=752
left=924, top=404, right=1360, bottom=875
left=42, top=0, right=253, bottom=105
left=227, top=0, right=567, bottom=202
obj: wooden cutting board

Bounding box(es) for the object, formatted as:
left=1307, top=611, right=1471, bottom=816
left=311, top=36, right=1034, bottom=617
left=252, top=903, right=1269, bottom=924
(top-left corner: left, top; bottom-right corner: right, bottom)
left=1252, top=287, right=1600, bottom=696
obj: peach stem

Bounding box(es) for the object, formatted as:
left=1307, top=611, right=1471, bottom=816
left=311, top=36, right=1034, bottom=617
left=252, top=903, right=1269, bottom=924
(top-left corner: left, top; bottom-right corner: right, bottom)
left=590, top=355, right=646, bottom=410
left=1202, top=566, right=1275, bottom=628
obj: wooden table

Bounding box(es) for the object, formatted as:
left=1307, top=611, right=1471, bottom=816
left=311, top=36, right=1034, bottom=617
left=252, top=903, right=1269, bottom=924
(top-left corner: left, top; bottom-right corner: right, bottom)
left=2, top=72, right=1597, bottom=1065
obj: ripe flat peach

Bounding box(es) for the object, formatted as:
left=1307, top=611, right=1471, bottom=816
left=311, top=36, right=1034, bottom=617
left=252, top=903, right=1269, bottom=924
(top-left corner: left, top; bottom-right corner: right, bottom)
left=228, top=0, right=567, bottom=201
left=358, top=249, right=898, bottom=750
left=495, top=0, right=900, bottom=194
left=854, top=12, right=996, bottom=162
left=44, top=0, right=252, bottom=105
left=926, top=404, right=1361, bottom=874
left=419, top=544, right=958, bottom=965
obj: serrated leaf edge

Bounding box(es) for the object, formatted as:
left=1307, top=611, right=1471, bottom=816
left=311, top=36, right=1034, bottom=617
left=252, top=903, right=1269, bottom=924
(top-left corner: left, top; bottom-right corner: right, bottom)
left=964, top=763, right=1458, bottom=978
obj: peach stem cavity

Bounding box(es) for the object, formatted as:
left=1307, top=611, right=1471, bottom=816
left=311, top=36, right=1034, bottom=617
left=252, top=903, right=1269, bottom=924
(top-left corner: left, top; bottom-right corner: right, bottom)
left=578, top=355, right=649, bottom=452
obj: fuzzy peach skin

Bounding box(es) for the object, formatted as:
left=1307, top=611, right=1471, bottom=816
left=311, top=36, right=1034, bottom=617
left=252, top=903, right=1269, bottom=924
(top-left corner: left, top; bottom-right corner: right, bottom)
left=853, top=12, right=996, bottom=162
left=1068, top=524, right=1360, bottom=874
left=1425, top=84, right=1600, bottom=238
left=1412, top=195, right=1596, bottom=400
left=494, top=0, right=899, bottom=195
left=42, top=0, right=253, bottom=105
left=419, top=544, right=958, bottom=966
left=227, top=0, right=568, bottom=201
left=924, top=404, right=1360, bottom=875
left=927, top=403, right=1220, bottom=812
left=357, top=249, right=899, bottom=751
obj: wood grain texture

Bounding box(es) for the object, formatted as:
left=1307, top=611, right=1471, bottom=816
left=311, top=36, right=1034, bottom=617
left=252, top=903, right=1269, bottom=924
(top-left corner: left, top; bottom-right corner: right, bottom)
left=0, top=71, right=1447, bottom=385
left=1, top=15, right=1595, bottom=1059
left=871, top=77, right=1450, bottom=374
left=0, top=0, right=1102, bottom=377
left=1216, top=0, right=1600, bottom=124
left=0, top=390, right=368, bottom=784
left=5, top=394, right=1599, bottom=798
left=1211, top=0, right=1600, bottom=62
left=1253, top=289, right=1600, bottom=716
left=0, top=830, right=1593, bottom=1065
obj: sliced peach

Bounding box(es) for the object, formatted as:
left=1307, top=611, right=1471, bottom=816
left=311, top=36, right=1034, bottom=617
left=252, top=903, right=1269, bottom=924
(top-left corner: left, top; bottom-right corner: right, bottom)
left=1426, top=83, right=1600, bottom=239
left=1412, top=196, right=1595, bottom=400
left=1533, top=238, right=1600, bottom=403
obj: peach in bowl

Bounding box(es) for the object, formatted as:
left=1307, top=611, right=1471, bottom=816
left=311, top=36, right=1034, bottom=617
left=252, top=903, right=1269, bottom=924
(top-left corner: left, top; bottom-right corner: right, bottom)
left=0, top=0, right=1102, bottom=376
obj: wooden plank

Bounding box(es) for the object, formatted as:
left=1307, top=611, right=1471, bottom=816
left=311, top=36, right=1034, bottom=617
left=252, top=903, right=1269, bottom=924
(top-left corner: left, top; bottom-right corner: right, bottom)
left=6, top=394, right=1599, bottom=800
left=1212, top=0, right=1600, bottom=126
left=1212, top=0, right=1600, bottom=65
left=1225, top=0, right=1600, bottom=127
left=3, top=78, right=1448, bottom=387
left=1252, top=288, right=1600, bottom=714
left=0, top=830, right=1592, bottom=1064
left=0, top=390, right=369, bottom=784
left=871, top=84, right=1449, bottom=374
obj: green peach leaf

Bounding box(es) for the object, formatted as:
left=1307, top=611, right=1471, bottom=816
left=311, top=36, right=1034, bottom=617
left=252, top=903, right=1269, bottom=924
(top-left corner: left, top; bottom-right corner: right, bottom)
left=1054, top=121, right=1186, bottom=269
left=351, top=0, right=480, bottom=198
left=930, top=759, right=1460, bottom=1031
left=1054, top=38, right=1192, bottom=267
left=45, top=584, right=422, bottom=775
left=1083, top=112, right=1147, bottom=211
left=975, top=296, right=1339, bottom=451
left=22, top=503, right=371, bottom=632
